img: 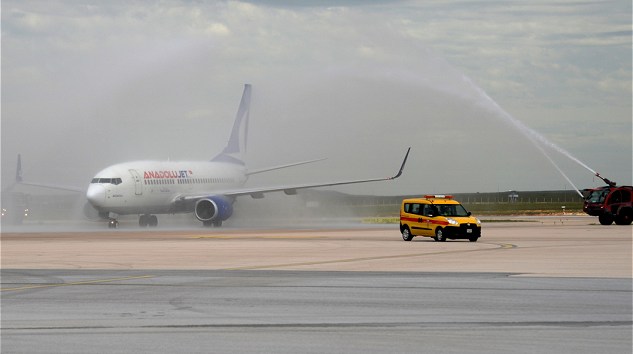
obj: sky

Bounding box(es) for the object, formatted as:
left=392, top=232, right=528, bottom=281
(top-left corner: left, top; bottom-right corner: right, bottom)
left=2, top=0, right=631, bottom=196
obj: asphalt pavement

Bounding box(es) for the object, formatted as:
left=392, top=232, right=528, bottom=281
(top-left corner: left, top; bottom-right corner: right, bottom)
left=1, top=217, right=631, bottom=353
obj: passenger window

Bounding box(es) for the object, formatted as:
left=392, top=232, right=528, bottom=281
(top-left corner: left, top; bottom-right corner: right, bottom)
left=410, top=204, right=420, bottom=215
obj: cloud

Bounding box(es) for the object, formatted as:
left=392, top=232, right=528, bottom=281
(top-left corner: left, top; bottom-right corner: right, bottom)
left=391, top=1, right=630, bottom=107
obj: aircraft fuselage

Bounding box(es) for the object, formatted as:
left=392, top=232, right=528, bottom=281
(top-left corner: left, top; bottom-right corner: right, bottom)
left=87, top=160, right=247, bottom=216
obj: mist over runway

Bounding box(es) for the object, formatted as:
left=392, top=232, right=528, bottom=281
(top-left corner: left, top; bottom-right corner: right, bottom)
left=2, top=217, right=631, bottom=353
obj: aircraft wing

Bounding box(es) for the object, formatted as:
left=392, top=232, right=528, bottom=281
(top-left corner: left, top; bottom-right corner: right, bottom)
left=13, top=181, right=84, bottom=193
left=247, top=157, right=327, bottom=176
left=180, top=147, right=410, bottom=201
left=4, top=154, right=84, bottom=193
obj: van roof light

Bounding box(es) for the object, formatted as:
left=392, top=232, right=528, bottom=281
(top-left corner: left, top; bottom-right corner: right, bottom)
left=424, top=195, right=453, bottom=199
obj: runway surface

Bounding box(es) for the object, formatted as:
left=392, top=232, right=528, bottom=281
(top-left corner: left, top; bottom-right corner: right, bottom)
left=1, top=216, right=632, bottom=353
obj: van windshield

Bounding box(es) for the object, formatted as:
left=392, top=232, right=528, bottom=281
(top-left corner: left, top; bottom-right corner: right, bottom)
left=435, top=204, right=470, bottom=217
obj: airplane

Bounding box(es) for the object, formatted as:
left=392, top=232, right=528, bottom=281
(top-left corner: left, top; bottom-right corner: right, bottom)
left=18, top=84, right=410, bottom=228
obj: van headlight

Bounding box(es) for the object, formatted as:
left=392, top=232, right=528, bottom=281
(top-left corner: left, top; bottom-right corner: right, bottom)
left=447, top=218, right=458, bottom=225
left=475, top=217, right=481, bottom=224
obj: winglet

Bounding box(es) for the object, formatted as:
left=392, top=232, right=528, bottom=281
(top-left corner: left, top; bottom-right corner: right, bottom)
left=389, top=147, right=410, bottom=180
left=16, top=154, right=23, bottom=182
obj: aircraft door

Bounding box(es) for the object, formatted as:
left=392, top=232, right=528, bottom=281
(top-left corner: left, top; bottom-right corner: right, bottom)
left=129, top=169, right=143, bottom=195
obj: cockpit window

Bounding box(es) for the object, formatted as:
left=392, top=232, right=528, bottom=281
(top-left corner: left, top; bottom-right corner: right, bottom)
left=91, top=177, right=122, bottom=185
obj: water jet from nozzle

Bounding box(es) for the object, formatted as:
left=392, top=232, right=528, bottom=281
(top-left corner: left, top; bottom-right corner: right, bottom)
left=460, top=75, right=599, bottom=192
left=595, top=173, right=616, bottom=187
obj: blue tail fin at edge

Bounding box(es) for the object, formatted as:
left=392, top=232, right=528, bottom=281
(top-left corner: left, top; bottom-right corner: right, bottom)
left=212, top=84, right=251, bottom=165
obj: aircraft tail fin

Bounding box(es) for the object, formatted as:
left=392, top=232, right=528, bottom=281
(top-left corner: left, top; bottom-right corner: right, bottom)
left=212, top=84, right=251, bottom=165
left=16, top=154, right=23, bottom=182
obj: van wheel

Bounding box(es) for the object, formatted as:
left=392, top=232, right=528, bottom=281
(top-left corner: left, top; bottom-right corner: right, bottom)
left=402, top=227, right=413, bottom=241
left=435, top=228, right=446, bottom=242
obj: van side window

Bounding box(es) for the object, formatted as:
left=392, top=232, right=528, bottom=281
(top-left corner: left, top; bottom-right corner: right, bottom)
left=423, top=205, right=435, bottom=216
left=410, top=203, right=420, bottom=215
left=404, top=203, right=410, bottom=213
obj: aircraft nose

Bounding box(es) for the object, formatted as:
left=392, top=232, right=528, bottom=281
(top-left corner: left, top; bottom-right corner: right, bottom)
left=86, top=184, right=106, bottom=207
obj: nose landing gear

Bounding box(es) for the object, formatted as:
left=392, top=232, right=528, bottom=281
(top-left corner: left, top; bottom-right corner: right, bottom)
left=108, top=219, right=119, bottom=229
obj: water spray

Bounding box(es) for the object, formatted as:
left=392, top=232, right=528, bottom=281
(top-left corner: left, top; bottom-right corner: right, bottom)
left=460, top=75, right=599, bottom=193
left=532, top=142, right=584, bottom=198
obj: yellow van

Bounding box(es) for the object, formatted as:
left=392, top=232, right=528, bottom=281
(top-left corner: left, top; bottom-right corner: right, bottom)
left=400, top=195, right=481, bottom=242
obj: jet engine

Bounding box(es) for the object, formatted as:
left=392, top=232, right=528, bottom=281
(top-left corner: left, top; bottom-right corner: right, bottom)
left=194, top=196, right=233, bottom=226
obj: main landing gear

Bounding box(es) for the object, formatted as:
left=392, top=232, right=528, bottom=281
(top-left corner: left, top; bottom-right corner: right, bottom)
left=139, top=214, right=158, bottom=227
left=108, top=219, right=119, bottom=229
left=202, top=220, right=223, bottom=227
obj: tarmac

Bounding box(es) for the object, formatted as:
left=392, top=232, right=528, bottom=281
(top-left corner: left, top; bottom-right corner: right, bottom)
left=1, top=215, right=632, bottom=353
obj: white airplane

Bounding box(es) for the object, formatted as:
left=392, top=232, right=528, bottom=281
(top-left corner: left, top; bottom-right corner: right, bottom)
left=22, top=84, right=410, bottom=228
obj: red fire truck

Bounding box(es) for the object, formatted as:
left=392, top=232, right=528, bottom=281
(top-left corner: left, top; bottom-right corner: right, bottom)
left=583, top=173, right=633, bottom=225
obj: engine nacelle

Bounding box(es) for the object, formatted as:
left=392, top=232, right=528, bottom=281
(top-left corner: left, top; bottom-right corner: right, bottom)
left=194, top=196, right=233, bottom=222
